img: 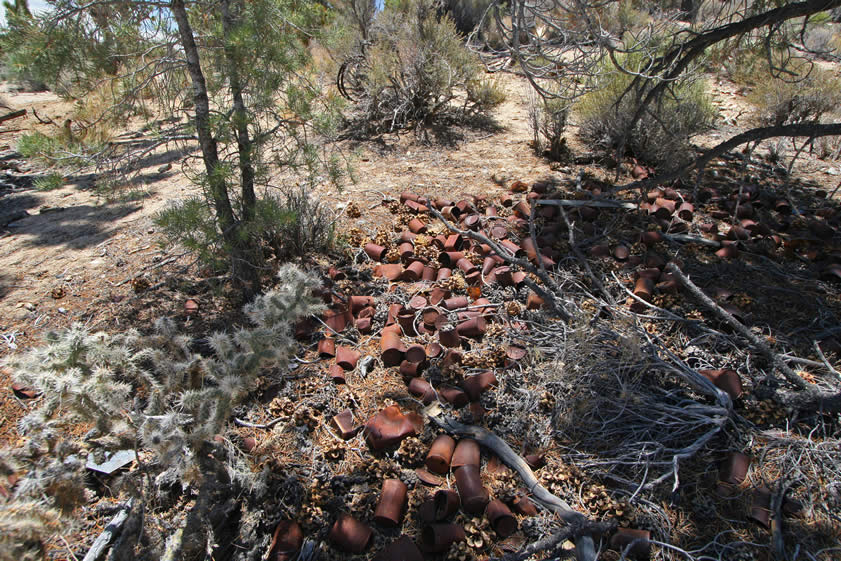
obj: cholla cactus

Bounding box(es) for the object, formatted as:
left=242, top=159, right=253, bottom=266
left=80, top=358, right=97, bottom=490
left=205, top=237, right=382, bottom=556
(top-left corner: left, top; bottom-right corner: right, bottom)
left=3, top=264, right=324, bottom=519
left=0, top=501, right=62, bottom=561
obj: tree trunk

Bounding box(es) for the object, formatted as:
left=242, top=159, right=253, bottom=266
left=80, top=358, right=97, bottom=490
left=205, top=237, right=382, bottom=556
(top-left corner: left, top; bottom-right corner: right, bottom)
left=171, top=0, right=258, bottom=298
left=221, top=0, right=257, bottom=224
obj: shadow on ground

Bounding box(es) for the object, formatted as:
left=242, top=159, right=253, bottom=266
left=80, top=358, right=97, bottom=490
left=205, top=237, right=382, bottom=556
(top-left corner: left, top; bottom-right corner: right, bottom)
left=9, top=203, right=141, bottom=249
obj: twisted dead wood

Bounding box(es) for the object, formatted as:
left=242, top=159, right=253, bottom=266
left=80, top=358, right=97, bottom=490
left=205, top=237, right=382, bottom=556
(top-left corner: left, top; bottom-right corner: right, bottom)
left=82, top=499, right=133, bottom=561
left=426, top=405, right=598, bottom=561
left=426, top=205, right=571, bottom=321
left=667, top=262, right=841, bottom=413
left=492, top=519, right=615, bottom=561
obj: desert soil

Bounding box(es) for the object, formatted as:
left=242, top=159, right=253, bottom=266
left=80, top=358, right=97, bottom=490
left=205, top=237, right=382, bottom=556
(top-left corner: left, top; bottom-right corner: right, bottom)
left=1, top=70, right=841, bottom=559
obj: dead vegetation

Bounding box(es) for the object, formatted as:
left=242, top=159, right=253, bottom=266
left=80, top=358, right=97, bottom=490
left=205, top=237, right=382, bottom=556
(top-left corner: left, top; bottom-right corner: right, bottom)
left=2, top=1, right=841, bottom=561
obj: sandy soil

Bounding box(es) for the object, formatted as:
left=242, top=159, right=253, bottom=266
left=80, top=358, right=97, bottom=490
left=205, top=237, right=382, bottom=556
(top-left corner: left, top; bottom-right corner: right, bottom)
left=2, top=70, right=841, bottom=441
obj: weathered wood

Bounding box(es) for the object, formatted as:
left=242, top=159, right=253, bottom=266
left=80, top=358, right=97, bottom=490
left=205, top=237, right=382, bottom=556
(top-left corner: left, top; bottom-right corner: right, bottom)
left=426, top=405, right=598, bottom=561
left=492, top=519, right=615, bottom=561
left=536, top=199, right=638, bottom=210
left=0, top=109, right=26, bottom=124
left=667, top=262, right=841, bottom=413
left=82, top=499, right=133, bottom=561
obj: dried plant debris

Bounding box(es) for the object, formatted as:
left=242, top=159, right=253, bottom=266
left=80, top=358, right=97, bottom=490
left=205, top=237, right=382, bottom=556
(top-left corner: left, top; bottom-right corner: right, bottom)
left=4, top=175, right=841, bottom=561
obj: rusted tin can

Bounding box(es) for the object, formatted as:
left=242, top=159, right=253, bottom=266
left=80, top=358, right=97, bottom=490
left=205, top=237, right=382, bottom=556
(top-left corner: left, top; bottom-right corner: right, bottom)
left=374, top=479, right=408, bottom=527
left=329, top=513, right=372, bottom=553
left=426, top=434, right=456, bottom=474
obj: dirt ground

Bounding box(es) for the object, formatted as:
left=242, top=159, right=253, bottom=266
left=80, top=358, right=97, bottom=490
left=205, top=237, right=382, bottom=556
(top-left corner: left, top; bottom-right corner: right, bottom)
left=2, top=69, right=841, bottom=560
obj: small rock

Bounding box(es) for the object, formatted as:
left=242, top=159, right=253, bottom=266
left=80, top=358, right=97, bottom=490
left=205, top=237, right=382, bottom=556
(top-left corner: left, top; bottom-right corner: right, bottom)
left=58, top=307, right=67, bottom=314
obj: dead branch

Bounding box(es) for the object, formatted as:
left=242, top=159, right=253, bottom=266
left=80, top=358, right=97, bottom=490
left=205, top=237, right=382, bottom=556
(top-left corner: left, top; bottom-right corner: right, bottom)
left=82, top=499, right=133, bottom=561
left=771, top=480, right=791, bottom=561
left=557, top=205, right=612, bottom=304
left=662, top=233, right=722, bottom=248
left=624, top=0, right=841, bottom=139
left=667, top=262, right=808, bottom=388
left=0, top=109, right=26, bottom=124
left=666, top=262, right=841, bottom=412
left=536, top=199, right=638, bottom=210
left=492, top=519, right=616, bottom=561
left=426, top=404, right=598, bottom=561
left=233, top=416, right=284, bottom=429
left=113, top=255, right=180, bottom=287
left=426, top=204, right=572, bottom=321
left=613, top=122, right=841, bottom=194
left=32, top=109, right=56, bottom=125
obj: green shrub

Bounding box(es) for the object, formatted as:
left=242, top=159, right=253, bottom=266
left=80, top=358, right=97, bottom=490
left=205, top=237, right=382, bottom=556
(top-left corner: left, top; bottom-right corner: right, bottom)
left=155, top=196, right=225, bottom=271
left=346, top=0, right=501, bottom=134
left=575, top=51, right=716, bottom=170
left=16, top=128, right=104, bottom=167
left=155, top=185, right=334, bottom=275
left=17, top=132, right=61, bottom=159
left=33, top=172, right=64, bottom=191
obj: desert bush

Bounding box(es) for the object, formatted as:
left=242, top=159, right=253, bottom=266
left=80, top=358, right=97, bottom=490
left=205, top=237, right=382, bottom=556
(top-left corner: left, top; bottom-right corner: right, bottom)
left=816, top=134, right=841, bottom=160
left=466, top=76, right=506, bottom=112
left=1, top=265, right=324, bottom=554
left=720, top=45, right=767, bottom=85
left=33, top=172, right=64, bottom=191
left=747, top=60, right=841, bottom=127
left=262, top=185, right=336, bottom=261
left=575, top=51, right=716, bottom=169
left=615, top=2, right=651, bottom=36
left=529, top=92, right=570, bottom=162
left=345, top=0, right=502, bottom=134
left=802, top=22, right=841, bottom=58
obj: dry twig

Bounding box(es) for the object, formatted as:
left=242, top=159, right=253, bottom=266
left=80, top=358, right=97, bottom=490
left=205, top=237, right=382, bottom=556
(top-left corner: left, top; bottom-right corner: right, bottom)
left=426, top=404, right=598, bottom=561
left=426, top=204, right=572, bottom=321
left=666, top=262, right=841, bottom=412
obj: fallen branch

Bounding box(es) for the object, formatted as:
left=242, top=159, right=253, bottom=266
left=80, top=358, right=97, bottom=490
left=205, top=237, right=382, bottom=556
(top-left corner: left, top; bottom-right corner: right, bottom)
left=426, top=405, right=598, bottom=561
left=771, top=480, right=791, bottom=561
left=0, top=109, right=26, bottom=124
left=662, top=233, right=721, bottom=248
left=234, top=416, right=284, bottom=429
left=667, top=262, right=809, bottom=390
left=32, top=109, right=55, bottom=125
left=426, top=205, right=571, bottom=321
left=667, top=262, right=841, bottom=412
left=358, top=355, right=375, bottom=378
left=558, top=205, right=612, bottom=303
left=82, top=499, right=134, bottom=561
left=492, top=519, right=615, bottom=561
left=113, top=255, right=180, bottom=286
left=536, top=199, right=638, bottom=210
